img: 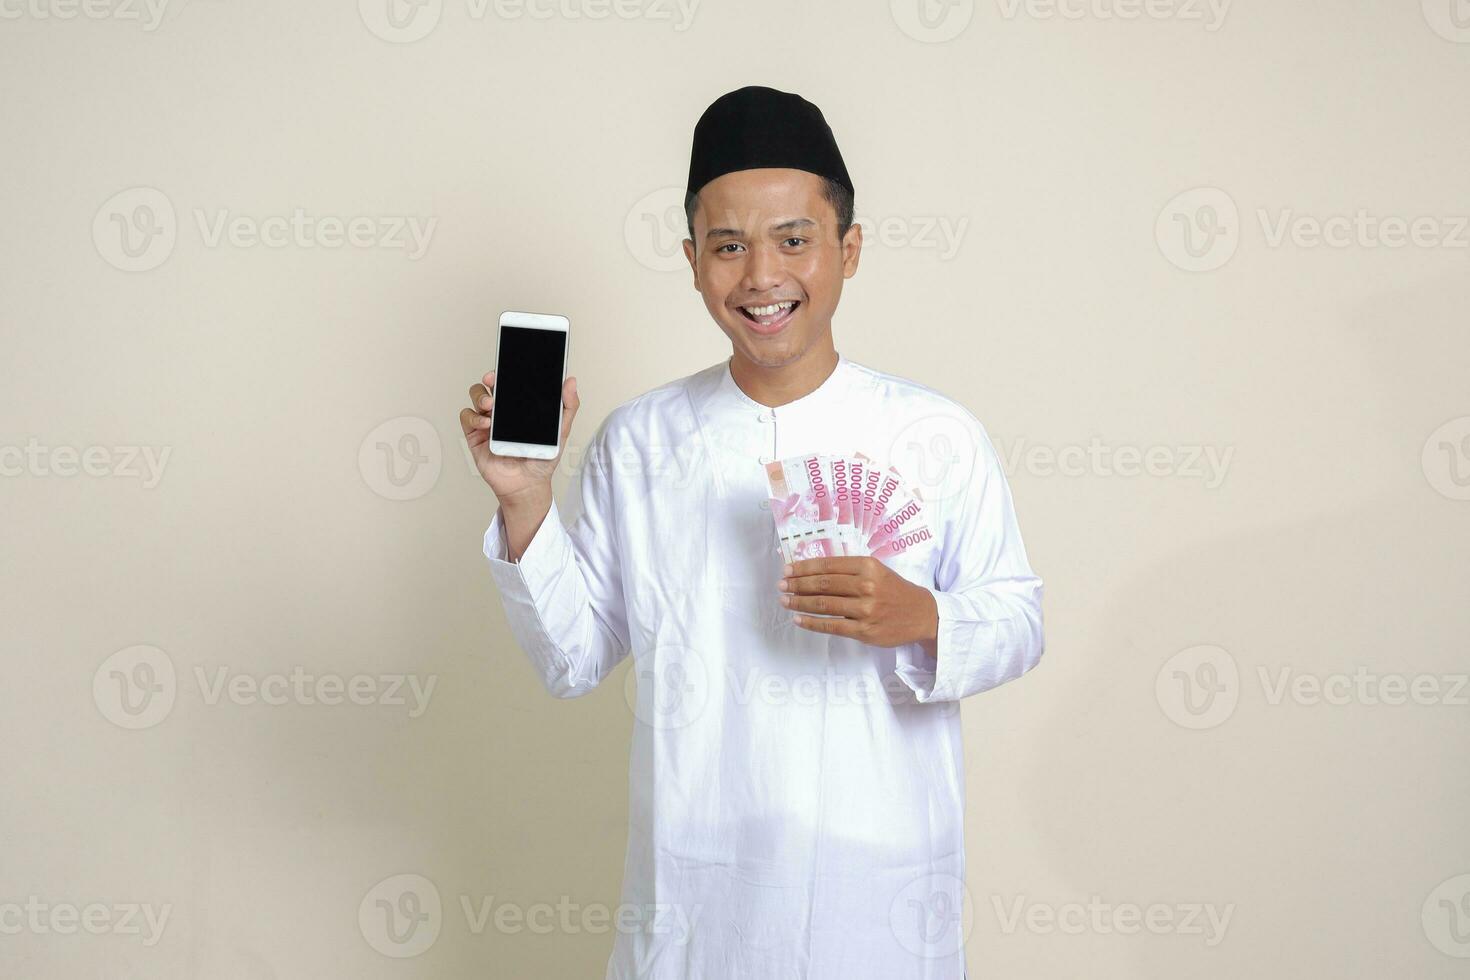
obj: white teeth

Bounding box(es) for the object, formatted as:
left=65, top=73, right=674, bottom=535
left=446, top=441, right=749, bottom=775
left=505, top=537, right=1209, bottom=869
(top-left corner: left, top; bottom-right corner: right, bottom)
left=743, top=301, right=795, bottom=317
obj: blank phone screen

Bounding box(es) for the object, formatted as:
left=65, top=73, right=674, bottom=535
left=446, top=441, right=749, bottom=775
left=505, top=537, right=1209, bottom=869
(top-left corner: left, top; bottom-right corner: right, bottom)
left=492, top=325, right=567, bottom=447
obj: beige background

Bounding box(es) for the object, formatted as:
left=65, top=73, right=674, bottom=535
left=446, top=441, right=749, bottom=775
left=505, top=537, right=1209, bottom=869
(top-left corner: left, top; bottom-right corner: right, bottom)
left=2, top=0, right=1468, bottom=976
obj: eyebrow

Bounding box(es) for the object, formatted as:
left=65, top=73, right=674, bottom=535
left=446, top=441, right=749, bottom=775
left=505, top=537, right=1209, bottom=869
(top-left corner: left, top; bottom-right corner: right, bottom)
left=705, top=217, right=818, bottom=240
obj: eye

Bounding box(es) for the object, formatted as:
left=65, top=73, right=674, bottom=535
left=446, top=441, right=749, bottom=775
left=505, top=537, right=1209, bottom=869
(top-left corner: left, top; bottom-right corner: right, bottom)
left=716, top=242, right=745, bottom=254
left=783, top=237, right=807, bottom=248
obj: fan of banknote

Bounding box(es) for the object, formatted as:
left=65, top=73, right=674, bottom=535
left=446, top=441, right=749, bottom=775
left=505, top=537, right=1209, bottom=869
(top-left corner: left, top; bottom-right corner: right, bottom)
left=763, top=451, right=934, bottom=564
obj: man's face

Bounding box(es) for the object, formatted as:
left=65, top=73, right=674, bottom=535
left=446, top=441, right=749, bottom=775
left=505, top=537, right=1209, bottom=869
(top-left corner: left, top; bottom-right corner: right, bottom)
left=683, top=168, right=862, bottom=370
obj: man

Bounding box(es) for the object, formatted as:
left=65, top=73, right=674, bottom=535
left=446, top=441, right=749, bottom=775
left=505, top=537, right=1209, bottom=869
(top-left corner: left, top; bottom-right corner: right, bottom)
left=460, top=86, right=1044, bottom=980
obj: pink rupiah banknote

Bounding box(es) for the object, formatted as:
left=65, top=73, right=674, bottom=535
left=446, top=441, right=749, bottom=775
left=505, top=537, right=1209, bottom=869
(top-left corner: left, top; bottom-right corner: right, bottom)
left=764, top=456, right=844, bottom=563
left=855, top=456, right=936, bottom=558
left=824, top=454, right=864, bottom=556
left=829, top=454, right=860, bottom=555
left=857, top=456, right=902, bottom=543
left=848, top=452, right=892, bottom=541
left=867, top=484, right=934, bottom=560
left=846, top=453, right=872, bottom=543
left=763, top=452, right=935, bottom=569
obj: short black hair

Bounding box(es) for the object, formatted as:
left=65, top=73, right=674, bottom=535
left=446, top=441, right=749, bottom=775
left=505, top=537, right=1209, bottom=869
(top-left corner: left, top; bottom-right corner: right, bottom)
left=684, top=176, right=855, bottom=248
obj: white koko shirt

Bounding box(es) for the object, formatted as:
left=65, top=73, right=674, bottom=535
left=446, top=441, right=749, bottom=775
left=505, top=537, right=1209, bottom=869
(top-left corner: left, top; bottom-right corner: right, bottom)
left=483, top=351, right=1044, bottom=980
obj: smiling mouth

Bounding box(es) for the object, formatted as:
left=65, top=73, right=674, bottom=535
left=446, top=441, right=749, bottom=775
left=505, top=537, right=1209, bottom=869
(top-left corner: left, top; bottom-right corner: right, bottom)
left=737, top=300, right=800, bottom=329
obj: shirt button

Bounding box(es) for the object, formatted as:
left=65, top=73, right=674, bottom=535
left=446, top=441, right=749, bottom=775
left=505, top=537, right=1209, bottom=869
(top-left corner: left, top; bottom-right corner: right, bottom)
left=758, top=454, right=773, bottom=464
left=758, top=499, right=770, bottom=511
left=757, top=411, right=775, bottom=423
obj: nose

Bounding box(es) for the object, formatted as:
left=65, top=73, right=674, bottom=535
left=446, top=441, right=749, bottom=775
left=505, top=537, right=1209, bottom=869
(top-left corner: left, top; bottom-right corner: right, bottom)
left=740, top=242, right=784, bottom=293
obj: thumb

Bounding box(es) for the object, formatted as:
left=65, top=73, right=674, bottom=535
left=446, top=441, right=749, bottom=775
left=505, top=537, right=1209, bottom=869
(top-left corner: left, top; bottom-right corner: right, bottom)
left=559, top=376, right=579, bottom=443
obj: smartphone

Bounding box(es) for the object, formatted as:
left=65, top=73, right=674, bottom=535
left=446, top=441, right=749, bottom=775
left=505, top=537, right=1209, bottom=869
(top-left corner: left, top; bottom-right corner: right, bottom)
left=489, top=311, right=571, bottom=460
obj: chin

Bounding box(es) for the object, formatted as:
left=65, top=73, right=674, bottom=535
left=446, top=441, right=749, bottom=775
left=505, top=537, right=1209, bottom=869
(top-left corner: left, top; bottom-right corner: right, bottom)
left=743, top=341, right=804, bottom=368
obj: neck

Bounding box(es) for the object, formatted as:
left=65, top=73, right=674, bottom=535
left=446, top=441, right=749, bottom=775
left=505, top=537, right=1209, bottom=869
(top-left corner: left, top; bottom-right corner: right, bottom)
left=728, top=336, right=840, bottom=408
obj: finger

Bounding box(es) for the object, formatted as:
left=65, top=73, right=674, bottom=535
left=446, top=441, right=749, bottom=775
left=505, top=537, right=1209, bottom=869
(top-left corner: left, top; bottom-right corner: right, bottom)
left=481, top=368, right=496, bottom=389
left=779, top=572, right=867, bottom=597
left=459, top=407, right=492, bottom=437
left=468, top=383, right=493, bottom=413
left=783, top=593, right=865, bottom=618
left=786, top=556, right=873, bottom=578
left=558, top=376, right=579, bottom=445
left=792, top=613, right=862, bottom=639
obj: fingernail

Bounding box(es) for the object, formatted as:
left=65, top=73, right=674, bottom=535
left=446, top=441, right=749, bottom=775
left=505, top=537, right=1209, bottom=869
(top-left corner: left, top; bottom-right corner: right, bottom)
left=779, top=595, right=790, bottom=606
left=783, top=564, right=793, bottom=576
left=776, top=578, right=787, bottom=590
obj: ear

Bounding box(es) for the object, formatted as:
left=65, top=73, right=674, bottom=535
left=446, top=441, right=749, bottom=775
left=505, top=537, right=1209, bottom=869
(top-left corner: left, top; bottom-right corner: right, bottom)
left=682, top=237, right=699, bottom=290
left=841, top=222, right=863, bottom=278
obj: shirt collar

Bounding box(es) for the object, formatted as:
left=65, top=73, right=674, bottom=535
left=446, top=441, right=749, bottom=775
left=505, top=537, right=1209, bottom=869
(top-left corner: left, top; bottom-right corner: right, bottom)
left=713, top=350, right=856, bottom=417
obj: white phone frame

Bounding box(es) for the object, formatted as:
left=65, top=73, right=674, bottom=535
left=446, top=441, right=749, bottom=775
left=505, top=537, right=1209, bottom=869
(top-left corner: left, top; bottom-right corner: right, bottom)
left=490, top=310, right=570, bottom=460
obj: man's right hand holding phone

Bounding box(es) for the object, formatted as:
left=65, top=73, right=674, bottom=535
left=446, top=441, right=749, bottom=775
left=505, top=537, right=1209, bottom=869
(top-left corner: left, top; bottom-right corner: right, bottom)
left=460, top=369, right=580, bottom=561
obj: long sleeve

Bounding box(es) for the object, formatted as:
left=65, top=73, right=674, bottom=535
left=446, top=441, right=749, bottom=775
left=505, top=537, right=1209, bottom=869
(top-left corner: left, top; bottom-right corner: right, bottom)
left=482, top=424, right=631, bottom=699
left=894, top=418, right=1045, bottom=703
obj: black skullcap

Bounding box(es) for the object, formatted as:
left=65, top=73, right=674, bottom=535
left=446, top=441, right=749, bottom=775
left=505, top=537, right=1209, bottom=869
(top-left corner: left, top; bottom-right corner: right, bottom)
left=686, top=86, right=854, bottom=203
